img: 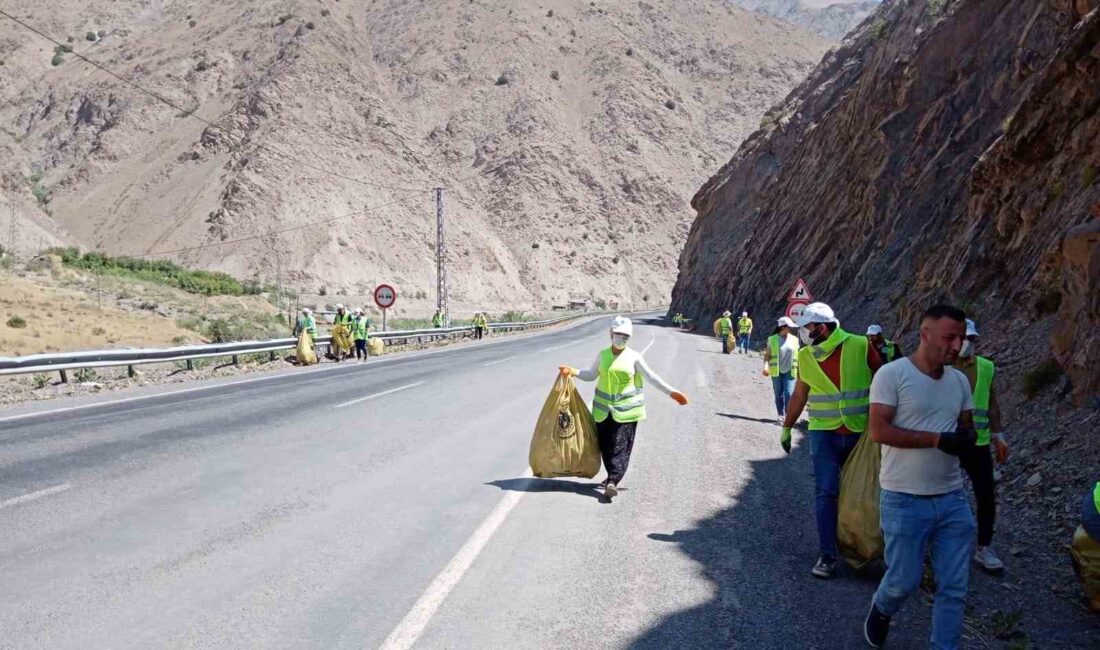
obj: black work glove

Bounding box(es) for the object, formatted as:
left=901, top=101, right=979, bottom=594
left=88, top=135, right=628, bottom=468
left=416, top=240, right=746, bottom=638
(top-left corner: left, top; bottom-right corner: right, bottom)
left=936, top=423, right=978, bottom=456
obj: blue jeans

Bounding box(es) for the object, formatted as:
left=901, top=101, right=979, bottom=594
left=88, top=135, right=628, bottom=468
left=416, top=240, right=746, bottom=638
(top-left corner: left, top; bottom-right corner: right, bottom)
left=809, top=429, right=861, bottom=557
left=873, top=489, right=976, bottom=650
left=771, top=372, right=794, bottom=416
left=737, top=333, right=750, bottom=352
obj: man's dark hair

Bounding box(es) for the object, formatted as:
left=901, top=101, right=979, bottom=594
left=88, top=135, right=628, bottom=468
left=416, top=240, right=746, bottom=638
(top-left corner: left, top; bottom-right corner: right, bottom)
left=921, top=304, right=966, bottom=323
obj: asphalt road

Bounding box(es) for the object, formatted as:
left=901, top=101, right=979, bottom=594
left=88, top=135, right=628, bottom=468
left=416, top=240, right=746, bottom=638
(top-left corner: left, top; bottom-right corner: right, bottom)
left=2, top=315, right=964, bottom=648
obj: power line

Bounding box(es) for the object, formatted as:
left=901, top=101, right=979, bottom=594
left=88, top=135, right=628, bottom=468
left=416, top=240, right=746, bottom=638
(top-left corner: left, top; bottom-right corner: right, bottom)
left=0, top=9, right=425, bottom=194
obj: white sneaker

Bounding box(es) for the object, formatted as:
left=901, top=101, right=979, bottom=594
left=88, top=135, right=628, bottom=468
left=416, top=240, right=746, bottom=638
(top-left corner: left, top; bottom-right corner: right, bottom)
left=604, top=483, right=619, bottom=499
left=974, top=546, right=1005, bottom=574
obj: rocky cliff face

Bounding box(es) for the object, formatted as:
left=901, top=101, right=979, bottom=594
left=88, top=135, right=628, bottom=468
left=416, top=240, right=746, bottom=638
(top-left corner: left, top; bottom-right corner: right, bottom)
left=673, top=0, right=1099, bottom=404
left=0, top=0, right=827, bottom=315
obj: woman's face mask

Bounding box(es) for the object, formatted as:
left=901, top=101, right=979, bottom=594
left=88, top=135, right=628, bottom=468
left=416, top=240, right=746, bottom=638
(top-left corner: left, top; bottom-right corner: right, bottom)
left=611, top=335, right=629, bottom=350
left=798, top=326, right=814, bottom=346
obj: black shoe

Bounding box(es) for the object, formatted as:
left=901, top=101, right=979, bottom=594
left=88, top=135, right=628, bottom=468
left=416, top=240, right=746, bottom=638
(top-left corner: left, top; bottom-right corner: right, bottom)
left=864, top=603, right=891, bottom=648
left=811, top=555, right=837, bottom=579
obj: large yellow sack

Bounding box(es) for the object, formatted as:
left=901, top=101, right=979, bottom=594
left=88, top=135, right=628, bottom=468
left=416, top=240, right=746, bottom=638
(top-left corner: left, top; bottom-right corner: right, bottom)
left=296, top=331, right=317, bottom=365
left=368, top=337, right=384, bottom=356
left=1071, top=525, right=1100, bottom=605
left=529, top=375, right=601, bottom=479
left=725, top=333, right=735, bottom=354
left=837, top=432, right=883, bottom=568
left=331, top=324, right=353, bottom=357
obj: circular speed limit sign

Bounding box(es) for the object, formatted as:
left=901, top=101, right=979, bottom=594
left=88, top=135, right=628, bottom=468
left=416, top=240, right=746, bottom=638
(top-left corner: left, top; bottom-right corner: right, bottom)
left=374, top=284, right=397, bottom=309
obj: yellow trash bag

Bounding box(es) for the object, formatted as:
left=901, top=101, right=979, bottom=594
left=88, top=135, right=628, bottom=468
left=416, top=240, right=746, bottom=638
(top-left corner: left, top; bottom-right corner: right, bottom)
left=1071, top=525, right=1100, bottom=607
left=837, top=432, right=883, bottom=568
left=331, top=323, right=353, bottom=358
left=296, top=331, right=317, bottom=365
left=368, top=337, right=384, bottom=356
left=529, top=375, right=601, bottom=479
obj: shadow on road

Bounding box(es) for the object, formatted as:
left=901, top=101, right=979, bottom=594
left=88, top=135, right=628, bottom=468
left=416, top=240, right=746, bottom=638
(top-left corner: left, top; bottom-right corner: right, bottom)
left=716, top=412, right=777, bottom=425
left=627, top=437, right=903, bottom=649
left=486, top=477, right=605, bottom=502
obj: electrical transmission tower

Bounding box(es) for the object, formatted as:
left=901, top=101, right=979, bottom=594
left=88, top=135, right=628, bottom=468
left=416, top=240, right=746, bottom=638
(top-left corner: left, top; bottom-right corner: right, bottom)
left=435, top=188, right=449, bottom=327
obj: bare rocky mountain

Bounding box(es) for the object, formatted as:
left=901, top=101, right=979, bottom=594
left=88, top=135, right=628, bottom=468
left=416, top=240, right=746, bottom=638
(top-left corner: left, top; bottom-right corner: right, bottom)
left=730, top=0, right=881, bottom=40
left=672, top=0, right=1098, bottom=638
left=0, top=0, right=827, bottom=315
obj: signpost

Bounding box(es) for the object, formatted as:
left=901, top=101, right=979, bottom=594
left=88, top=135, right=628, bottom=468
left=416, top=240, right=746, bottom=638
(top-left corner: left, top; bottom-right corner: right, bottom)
left=374, top=284, right=397, bottom=331
left=785, top=278, right=813, bottom=325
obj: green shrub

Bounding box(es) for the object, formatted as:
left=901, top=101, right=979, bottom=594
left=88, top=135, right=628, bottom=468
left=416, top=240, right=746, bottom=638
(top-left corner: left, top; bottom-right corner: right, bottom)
left=306, top=21, right=315, bottom=30
left=51, top=53, right=64, bottom=66
left=665, top=99, right=676, bottom=110
left=1021, top=359, right=1063, bottom=399
left=550, top=69, right=559, bottom=80
left=48, top=247, right=261, bottom=296
left=495, top=74, right=509, bottom=86
left=74, top=367, right=98, bottom=382
left=85, top=31, right=97, bottom=42
left=320, top=9, right=330, bottom=17
left=32, top=374, right=49, bottom=389
left=869, top=18, right=888, bottom=40
left=6, top=316, right=26, bottom=328
left=276, top=13, right=293, bottom=26
left=928, top=0, right=948, bottom=17
left=97, top=30, right=106, bottom=38
left=91, top=326, right=107, bottom=335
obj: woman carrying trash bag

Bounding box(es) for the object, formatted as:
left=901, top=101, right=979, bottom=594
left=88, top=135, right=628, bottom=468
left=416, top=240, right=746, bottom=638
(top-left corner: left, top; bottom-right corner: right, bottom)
left=559, top=316, right=688, bottom=500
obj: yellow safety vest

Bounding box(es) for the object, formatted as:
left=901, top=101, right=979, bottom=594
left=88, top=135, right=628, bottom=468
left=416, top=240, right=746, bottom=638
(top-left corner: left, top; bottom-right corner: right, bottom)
left=972, top=356, right=995, bottom=446
left=882, top=340, right=897, bottom=362
left=738, top=317, right=752, bottom=334
left=716, top=317, right=733, bottom=335
left=768, top=334, right=799, bottom=376
left=796, top=330, right=872, bottom=432
left=1094, top=482, right=1100, bottom=515
left=592, top=347, right=646, bottom=424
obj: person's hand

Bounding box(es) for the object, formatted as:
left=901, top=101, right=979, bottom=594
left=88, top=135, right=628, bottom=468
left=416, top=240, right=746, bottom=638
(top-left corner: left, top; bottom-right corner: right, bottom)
left=936, top=423, right=977, bottom=456
left=762, top=367, right=770, bottom=377
left=670, top=391, right=688, bottom=405
left=558, top=366, right=578, bottom=377
left=780, top=426, right=792, bottom=454
left=993, top=437, right=1009, bottom=464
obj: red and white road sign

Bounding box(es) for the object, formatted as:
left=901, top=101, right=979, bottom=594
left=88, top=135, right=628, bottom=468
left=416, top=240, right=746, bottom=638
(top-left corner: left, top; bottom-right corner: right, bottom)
left=788, top=278, right=814, bottom=302
left=786, top=300, right=810, bottom=323
left=373, top=284, right=397, bottom=309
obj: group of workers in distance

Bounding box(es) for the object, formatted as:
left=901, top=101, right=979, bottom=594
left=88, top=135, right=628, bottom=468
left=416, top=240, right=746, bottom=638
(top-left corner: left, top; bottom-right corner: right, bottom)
left=712, top=309, right=754, bottom=353
left=709, top=300, right=1097, bottom=647
left=293, top=304, right=374, bottom=362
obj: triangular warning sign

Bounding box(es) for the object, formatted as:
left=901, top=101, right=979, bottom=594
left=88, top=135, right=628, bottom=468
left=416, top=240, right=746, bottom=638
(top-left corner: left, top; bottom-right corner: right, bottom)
left=788, top=278, right=813, bottom=302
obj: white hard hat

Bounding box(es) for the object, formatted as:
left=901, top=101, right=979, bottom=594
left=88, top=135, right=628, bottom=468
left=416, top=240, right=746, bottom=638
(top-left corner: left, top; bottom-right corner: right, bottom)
left=610, top=316, right=634, bottom=337
left=795, top=302, right=837, bottom=327
left=866, top=324, right=883, bottom=336
left=336, top=303, right=344, bottom=310
left=966, top=319, right=979, bottom=337
left=777, top=316, right=796, bottom=328
left=303, top=307, right=312, bottom=314
left=742, top=311, right=748, bottom=317
left=722, top=310, right=731, bottom=317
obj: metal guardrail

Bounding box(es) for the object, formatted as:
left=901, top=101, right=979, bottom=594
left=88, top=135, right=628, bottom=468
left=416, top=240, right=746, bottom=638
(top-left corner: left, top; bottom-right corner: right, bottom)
left=0, top=311, right=637, bottom=381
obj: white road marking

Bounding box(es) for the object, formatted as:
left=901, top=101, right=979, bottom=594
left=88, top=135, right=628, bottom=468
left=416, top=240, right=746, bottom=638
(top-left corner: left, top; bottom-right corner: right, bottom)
left=334, top=382, right=425, bottom=408
left=0, top=483, right=72, bottom=510
left=482, top=355, right=518, bottom=367
left=641, top=338, right=656, bottom=354
left=381, top=468, right=534, bottom=650
left=539, top=342, right=574, bottom=354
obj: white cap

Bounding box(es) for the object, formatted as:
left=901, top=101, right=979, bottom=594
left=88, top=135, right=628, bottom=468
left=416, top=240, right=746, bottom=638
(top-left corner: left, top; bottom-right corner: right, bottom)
left=795, top=302, right=837, bottom=327
left=866, top=325, right=883, bottom=336
left=722, top=310, right=731, bottom=317
left=336, top=304, right=344, bottom=310
left=302, top=307, right=312, bottom=314
left=742, top=311, right=748, bottom=317
left=777, top=316, right=796, bottom=328
left=355, top=308, right=363, bottom=314
left=966, top=319, right=979, bottom=337
left=610, top=316, right=633, bottom=337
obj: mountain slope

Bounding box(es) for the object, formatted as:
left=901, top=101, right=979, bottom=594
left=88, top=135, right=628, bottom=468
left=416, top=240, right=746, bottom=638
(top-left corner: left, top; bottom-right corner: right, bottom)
left=0, top=0, right=828, bottom=314
left=730, top=0, right=881, bottom=40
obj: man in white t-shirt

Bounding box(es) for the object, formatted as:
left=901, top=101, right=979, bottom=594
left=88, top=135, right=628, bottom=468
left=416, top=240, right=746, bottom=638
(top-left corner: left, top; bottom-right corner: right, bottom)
left=863, top=305, right=978, bottom=650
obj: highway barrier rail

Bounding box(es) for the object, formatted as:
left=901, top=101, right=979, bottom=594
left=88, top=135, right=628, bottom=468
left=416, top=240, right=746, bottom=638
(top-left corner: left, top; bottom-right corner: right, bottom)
left=0, top=311, right=656, bottom=382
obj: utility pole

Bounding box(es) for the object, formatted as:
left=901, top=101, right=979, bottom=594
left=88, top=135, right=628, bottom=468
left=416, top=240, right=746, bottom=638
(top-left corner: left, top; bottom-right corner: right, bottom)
left=7, top=204, right=16, bottom=259
left=435, top=187, right=449, bottom=327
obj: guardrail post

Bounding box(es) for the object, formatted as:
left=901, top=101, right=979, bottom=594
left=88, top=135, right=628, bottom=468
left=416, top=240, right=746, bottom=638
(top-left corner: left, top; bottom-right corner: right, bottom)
left=269, top=351, right=277, bottom=362
left=232, top=354, right=240, bottom=367
left=186, top=359, right=194, bottom=371
left=127, top=365, right=136, bottom=379
left=59, top=369, right=68, bottom=384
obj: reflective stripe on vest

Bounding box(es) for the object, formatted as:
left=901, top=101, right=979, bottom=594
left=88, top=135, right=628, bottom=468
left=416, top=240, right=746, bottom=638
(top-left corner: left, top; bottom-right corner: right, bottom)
left=883, top=341, right=896, bottom=361
left=796, top=331, right=872, bottom=432
left=717, top=318, right=732, bottom=335
left=592, top=347, right=646, bottom=423
left=972, top=356, right=995, bottom=446
left=738, top=318, right=752, bottom=334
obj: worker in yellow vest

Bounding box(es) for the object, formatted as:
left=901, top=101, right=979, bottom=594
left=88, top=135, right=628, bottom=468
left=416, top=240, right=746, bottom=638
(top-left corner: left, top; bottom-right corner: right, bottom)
left=736, top=311, right=753, bottom=353
left=954, top=318, right=1009, bottom=574
left=1072, top=481, right=1100, bottom=612
left=782, top=302, right=883, bottom=578
left=762, top=316, right=800, bottom=421
left=559, top=316, right=688, bottom=500
left=352, top=308, right=371, bottom=362
left=432, top=310, right=444, bottom=328
left=867, top=324, right=904, bottom=363
left=714, top=310, right=734, bottom=354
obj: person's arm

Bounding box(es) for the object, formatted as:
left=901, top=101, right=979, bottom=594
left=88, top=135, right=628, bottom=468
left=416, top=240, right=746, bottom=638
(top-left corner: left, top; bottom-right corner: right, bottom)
left=781, top=378, right=810, bottom=429
left=762, top=344, right=771, bottom=375
left=867, top=343, right=884, bottom=374
left=870, top=403, right=941, bottom=448
left=635, top=357, right=676, bottom=396
left=575, top=355, right=601, bottom=382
